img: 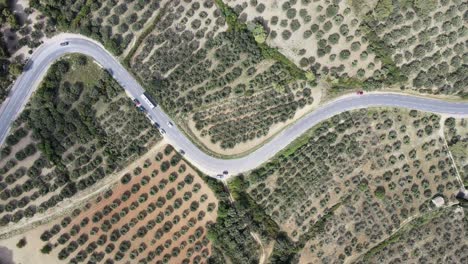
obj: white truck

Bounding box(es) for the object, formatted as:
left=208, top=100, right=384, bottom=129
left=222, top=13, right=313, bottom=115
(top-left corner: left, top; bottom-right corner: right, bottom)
left=141, top=92, right=157, bottom=109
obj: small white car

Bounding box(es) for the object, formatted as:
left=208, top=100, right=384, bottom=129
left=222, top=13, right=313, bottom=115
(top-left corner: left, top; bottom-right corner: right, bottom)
left=167, top=121, right=174, bottom=128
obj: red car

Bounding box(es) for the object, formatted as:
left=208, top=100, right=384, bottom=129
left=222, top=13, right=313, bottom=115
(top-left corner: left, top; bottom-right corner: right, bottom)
left=356, top=90, right=364, bottom=95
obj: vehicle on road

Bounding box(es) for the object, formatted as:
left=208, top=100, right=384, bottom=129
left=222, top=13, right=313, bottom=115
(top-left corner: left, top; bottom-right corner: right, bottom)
left=154, top=122, right=160, bottom=128
left=223, top=170, right=229, bottom=175
left=133, top=98, right=141, bottom=107
left=60, top=41, right=69, bottom=46
left=167, top=121, right=173, bottom=128
left=159, top=128, right=166, bottom=134
left=138, top=106, right=146, bottom=112
left=24, top=59, right=33, bottom=71
left=2, top=35, right=468, bottom=178
left=216, top=175, right=223, bottom=179
left=106, top=68, right=113, bottom=76
left=141, top=92, right=157, bottom=109
left=356, top=90, right=364, bottom=95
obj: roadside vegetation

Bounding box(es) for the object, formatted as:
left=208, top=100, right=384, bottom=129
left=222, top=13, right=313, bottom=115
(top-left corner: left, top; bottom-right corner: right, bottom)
left=0, top=0, right=56, bottom=104
left=0, top=55, right=160, bottom=228
left=226, top=0, right=467, bottom=98
left=31, top=0, right=165, bottom=56
left=127, top=0, right=320, bottom=154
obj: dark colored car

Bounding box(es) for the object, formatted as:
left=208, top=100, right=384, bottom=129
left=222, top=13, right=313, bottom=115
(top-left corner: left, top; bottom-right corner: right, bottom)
left=356, top=90, right=364, bottom=95
left=60, top=41, right=69, bottom=46
left=133, top=98, right=141, bottom=106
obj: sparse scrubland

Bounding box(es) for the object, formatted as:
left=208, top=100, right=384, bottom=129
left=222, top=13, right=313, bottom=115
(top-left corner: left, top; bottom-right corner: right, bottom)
left=0, top=55, right=160, bottom=229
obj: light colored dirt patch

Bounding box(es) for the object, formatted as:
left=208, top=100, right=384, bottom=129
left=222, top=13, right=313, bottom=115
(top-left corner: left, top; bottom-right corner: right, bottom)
left=0, top=228, right=64, bottom=264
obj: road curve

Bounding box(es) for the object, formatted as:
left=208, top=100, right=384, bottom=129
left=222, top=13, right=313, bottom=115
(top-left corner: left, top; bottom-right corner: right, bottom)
left=1, top=34, right=467, bottom=177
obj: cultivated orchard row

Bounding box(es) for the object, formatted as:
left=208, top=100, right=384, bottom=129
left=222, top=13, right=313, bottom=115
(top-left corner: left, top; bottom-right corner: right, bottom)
left=129, top=0, right=318, bottom=151
left=226, top=0, right=380, bottom=80
left=35, top=145, right=217, bottom=264
left=246, top=107, right=464, bottom=262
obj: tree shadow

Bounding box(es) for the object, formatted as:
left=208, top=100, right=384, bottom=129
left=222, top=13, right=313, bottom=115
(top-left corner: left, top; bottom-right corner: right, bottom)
left=0, top=246, right=14, bottom=264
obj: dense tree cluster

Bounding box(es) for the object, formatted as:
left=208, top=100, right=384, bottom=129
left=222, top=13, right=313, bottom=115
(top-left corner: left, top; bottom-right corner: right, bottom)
left=0, top=56, right=160, bottom=226
left=206, top=175, right=298, bottom=264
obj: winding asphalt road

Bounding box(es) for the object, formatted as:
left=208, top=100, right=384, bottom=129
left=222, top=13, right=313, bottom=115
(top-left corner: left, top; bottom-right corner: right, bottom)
left=1, top=34, right=467, bottom=177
